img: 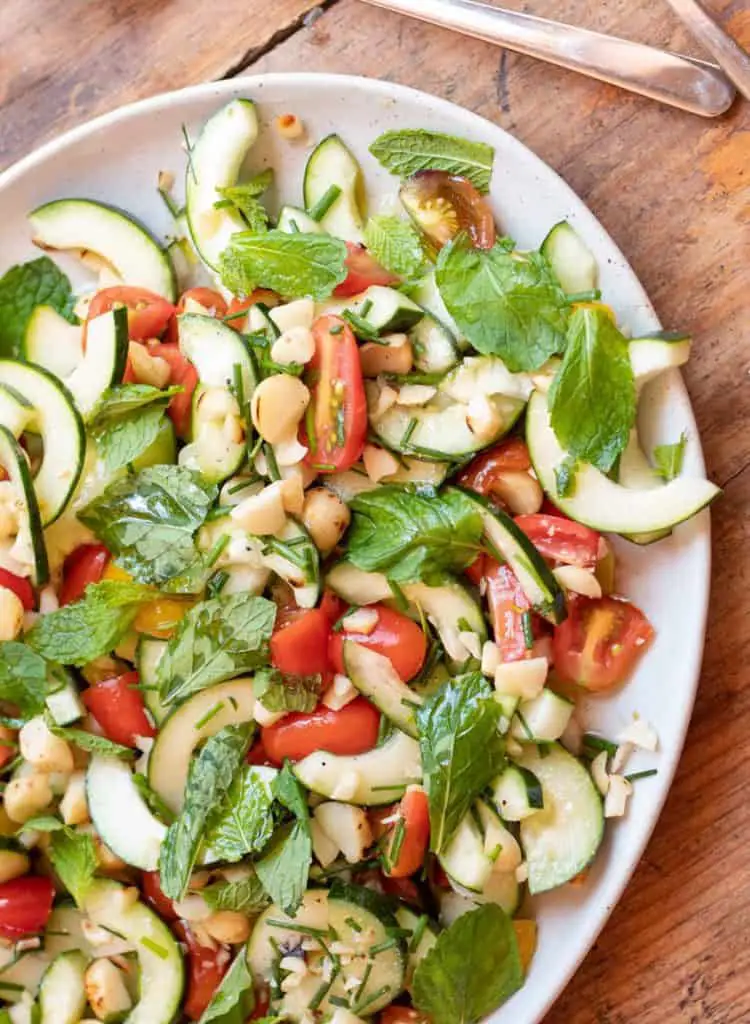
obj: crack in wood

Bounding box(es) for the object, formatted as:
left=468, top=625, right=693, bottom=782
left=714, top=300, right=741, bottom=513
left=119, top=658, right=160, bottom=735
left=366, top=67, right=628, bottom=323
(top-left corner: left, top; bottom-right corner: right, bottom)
left=220, top=0, right=342, bottom=79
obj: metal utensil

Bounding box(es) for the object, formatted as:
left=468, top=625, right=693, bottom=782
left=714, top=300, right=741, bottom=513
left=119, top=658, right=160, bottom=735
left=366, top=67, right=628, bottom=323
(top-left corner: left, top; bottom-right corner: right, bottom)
left=664, top=0, right=750, bottom=101
left=359, top=0, right=736, bottom=117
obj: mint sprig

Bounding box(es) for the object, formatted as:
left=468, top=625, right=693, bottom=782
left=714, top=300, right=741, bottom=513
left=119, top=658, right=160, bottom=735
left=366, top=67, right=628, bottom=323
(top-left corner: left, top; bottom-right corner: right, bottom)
left=370, top=129, right=495, bottom=193
left=219, top=230, right=347, bottom=300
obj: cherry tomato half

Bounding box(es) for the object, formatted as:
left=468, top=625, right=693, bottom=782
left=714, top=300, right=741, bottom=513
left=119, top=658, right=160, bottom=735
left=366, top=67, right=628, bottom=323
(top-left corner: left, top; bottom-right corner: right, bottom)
left=457, top=438, right=532, bottom=498
left=0, top=568, right=34, bottom=612
left=302, top=316, right=367, bottom=473
left=0, top=876, right=55, bottom=939
left=174, top=921, right=229, bottom=1021
left=271, top=608, right=331, bottom=678
left=514, top=514, right=601, bottom=569
left=334, top=243, right=398, bottom=298
left=224, top=289, right=281, bottom=332
left=381, top=787, right=430, bottom=879
left=380, top=1007, right=431, bottom=1024
left=82, top=672, right=155, bottom=748
left=319, top=589, right=345, bottom=624
left=262, top=697, right=381, bottom=765
left=149, top=341, right=199, bottom=438
left=141, top=871, right=177, bottom=921
left=553, top=595, right=654, bottom=691
left=485, top=560, right=533, bottom=663
left=87, top=286, right=175, bottom=342
left=399, top=171, right=496, bottom=250
left=165, top=288, right=229, bottom=344
left=329, top=605, right=427, bottom=682
left=59, top=544, right=110, bottom=607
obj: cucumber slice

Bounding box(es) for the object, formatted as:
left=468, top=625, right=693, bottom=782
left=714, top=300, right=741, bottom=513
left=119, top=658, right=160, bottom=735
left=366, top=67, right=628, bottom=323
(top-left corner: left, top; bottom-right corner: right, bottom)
left=185, top=98, right=260, bottom=271
left=0, top=361, right=85, bottom=526
left=178, top=313, right=257, bottom=396
left=490, top=763, right=544, bottom=821
left=440, top=355, right=533, bottom=405
left=526, top=390, right=719, bottom=535
left=324, top=459, right=449, bottom=503
left=87, top=756, right=167, bottom=871
left=0, top=951, right=48, bottom=1003
left=410, top=312, right=459, bottom=374
left=394, top=907, right=437, bottom=989
left=0, top=424, right=48, bottom=585
left=29, top=199, right=176, bottom=300
left=24, top=306, right=83, bottom=379
left=0, top=383, right=35, bottom=437
left=452, top=487, right=566, bottom=624
left=511, top=689, right=574, bottom=743
left=136, top=637, right=169, bottom=725
left=45, top=906, right=134, bottom=961
left=629, top=333, right=691, bottom=386
left=133, top=417, right=177, bottom=470
left=38, top=950, right=87, bottom=1024
left=457, top=870, right=521, bottom=916
left=326, top=563, right=392, bottom=604
left=409, top=272, right=467, bottom=350
left=262, top=519, right=320, bottom=609
left=148, top=678, right=255, bottom=812
left=517, top=744, right=604, bottom=894
left=294, top=728, right=421, bottom=805
left=277, top=206, right=323, bottom=234
left=303, top=135, right=365, bottom=243
left=62, top=307, right=129, bottom=419
left=45, top=668, right=85, bottom=726
left=439, top=812, right=494, bottom=893
left=180, top=385, right=246, bottom=484
left=540, top=221, right=598, bottom=294
left=344, top=641, right=422, bottom=737
left=616, top=429, right=671, bottom=546
left=355, top=286, right=423, bottom=334
left=83, top=879, right=184, bottom=1024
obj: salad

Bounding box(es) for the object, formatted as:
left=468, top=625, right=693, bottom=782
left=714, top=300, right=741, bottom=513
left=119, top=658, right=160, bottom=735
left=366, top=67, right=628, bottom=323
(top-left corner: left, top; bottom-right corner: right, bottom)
left=0, top=97, right=719, bottom=1024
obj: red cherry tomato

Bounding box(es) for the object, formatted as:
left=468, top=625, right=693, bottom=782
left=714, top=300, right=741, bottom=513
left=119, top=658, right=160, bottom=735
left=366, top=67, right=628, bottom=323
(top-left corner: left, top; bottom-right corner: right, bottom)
left=382, top=787, right=430, bottom=878
left=82, top=673, right=155, bottom=748
left=141, top=871, right=177, bottom=921
left=0, top=877, right=55, bottom=939
left=464, top=554, right=486, bottom=586
left=399, top=171, right=496, bottom=250
left=302, top=315, right=367, bottom=473
left=174, top=921, right=229, bottom=1021
left=87, top=286, right=175, bottom=342
left=553, top=595, right=654, bottom=691
left=319, top=589, right=345, bottom=624
left=514, top=514, right=601, bottom=569
left=165, top=288, right=229, bottom=343
left=246, top=737, right=273, bottom=767
left=329, top=605, right=427, bottom=682
left=334, top=243, right=398, bottom=298
left=271, top=608, right=331, bottom=678
left=485, top=560, right=534, bottom=663
left=0, top=568, right=34, bottom=612
left=457, top=438, right=532, bottom=498
left=380, top=1007, right=431, bottom=1024
left=262, top=698, right=381, bottom=765
left=149, top=341, right=199, bottom=438
left=224, top=289, right=281, bottom=332
left=59, top=544, right=110, bottom=607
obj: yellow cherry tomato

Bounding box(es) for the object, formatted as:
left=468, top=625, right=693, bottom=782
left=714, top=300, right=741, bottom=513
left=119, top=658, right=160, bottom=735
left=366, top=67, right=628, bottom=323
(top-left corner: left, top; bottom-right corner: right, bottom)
left=134, top=597, right=195, bottom=639
left=513, top=920, right=537, bottom=974
left=101, top=562, right=134, bottom=584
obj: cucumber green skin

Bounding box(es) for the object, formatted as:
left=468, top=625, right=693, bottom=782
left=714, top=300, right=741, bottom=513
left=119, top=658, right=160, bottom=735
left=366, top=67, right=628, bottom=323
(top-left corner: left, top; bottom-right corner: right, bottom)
left=135, top=636, right=169, bottom=724
left=132, top=418, right=177, bottom=470
left=0, top=424, right=49, bottom=585
left=343, top=640, right=420, bottom=738
left=38, top=950, right=88, bottom=1024
left=302, top=134, right=365, bottom=241
left=540, top=220, right=597, bottom=294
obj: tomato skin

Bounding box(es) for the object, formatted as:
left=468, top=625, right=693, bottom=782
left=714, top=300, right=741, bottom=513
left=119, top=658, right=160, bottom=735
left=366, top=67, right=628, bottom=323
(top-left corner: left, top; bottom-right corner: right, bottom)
left=150, top=341, right=199, bottom=438
left=141, top=871, right=177, bottom=921
left=553, top=595, right=654, bottom=691
left=246, top=737, right=273, bottom=767
left=166, top=288, right=228, bottom=343
left=262, top=698, right=381, bottom=765
left=82, top=673, right=156, bottom=748
left=0, top=876, right=55, bottom=939
left=457, top=438, right=532, bottom=498
left=319, top=589, right=345, bottom=624
left=334, top=243, right=398, bottom=297
left=485, top=560, right=534, bottom=663
left=302, top=315, right=367, bottom=473
left=464, top=554, right=486, bottom=586
left=0, top=568, right=35, bottom=612
left=329, top=605, right=427, bottom=682
left=400, top=171, right=496, bottom=250
left=224, top=289, right=281, bottom=332
left=380, top=1007, right=430, bottom=1024
left=87, top=286, right=175, bottom=342
left=59, top=544, right=110, bottom=606
left=515, top=514, right=601, bottom=569
left=382, top=787, right=430, bottom=878
left=174, top=921, right=229, bottom=1021
left=271, top=608, right=331, bottom=677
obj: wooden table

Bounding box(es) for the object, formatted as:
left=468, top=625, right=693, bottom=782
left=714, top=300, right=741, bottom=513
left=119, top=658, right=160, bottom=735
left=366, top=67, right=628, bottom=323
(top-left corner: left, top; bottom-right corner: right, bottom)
left=2, top=1, right=749, bottom=1019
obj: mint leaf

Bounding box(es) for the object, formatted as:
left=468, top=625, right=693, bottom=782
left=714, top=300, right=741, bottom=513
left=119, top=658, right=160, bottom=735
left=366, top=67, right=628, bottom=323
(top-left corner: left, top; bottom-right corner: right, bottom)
left=554, top=454, right=578, bottom=498
left=132, top=773, right=175, bottom=825
left=25, top=581, right=153, bottom=666
left=0, top=643, right=50, bottom=717
left=253, top=668, right=321, bottom=714
left=412, top=905, right=522, bottom=1024
left=204, top=765, right=276, bottom=863
left=364, top=216, right=426, bottom=278
left=157, top=593, right=275, bottom=705
left=79, top=465, right=218, bottom=593
left=218, top=180, right=271, bottom=234
left=653, top=432, right=687, bottom=481
left=370, top=129, right=494, bottom=193
left=90, top=384, right=182, bottom=422
left=347, top=485, right=484, bottom=585
left=20, top=815, right=65, bottom=832
left=51, top=725, right=134, bottom=760
left=159, top=724, right=252, bottom=900
left=548, top=306, right=636, bottom=473
left=202, top=869, right=269, bottom=914
left=255, top=763, right=312, bottom=915
left=198, top=946, right=254, bottom=1024
left=416, top=673, right=505, bottom=853
left=92, top=404, right=168, bottom=473
left=49, top=828, right=97, bottom=907
left=435, top=238, right=569, bottom=371
left=0, top=257, right=76, bottom=359
left=219, top=231, right=347, bottom=300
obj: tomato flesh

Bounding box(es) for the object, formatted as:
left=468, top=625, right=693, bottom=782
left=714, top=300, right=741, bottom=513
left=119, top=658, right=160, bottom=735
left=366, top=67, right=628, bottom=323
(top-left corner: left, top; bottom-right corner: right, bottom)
left=87, top=286, right=175, bottom=342
left=457, top=438, right=531, bottom=499
left=383, top=787, right=430, bottom=878
left=399, top=171, right=496, bottom=250
left=59, top=544, right=110, bottom=607
left=174, top=920, right=229, bottom=1020
left=0, top=876, right=55, bottom=939
left=329, top=605, right=427, bottom=682
left=553, top=595, right=654, bottom=690
left=271, top=608, right=331, bottom=678
left=224, top=289, right=281, bottom=332
left=515, top=514, right=601, bottom=569
left=149, top=341, right=199, bottom=438
left=141, top=871, right=177, bottom=921
left=380, top=1007, right=431, bottom=1024
left=319, top=589, right=346, bottom=624
left=82, top=672, right=156, bottom=747
left=485, top=560, right=534, bottom=663
left=0, top=567, right=35, bottom=612
left=262, top=697, right=381, bottom=765
left=334, top=243, right=398, bottom=297
left=166, top=288, right=228, bottom=344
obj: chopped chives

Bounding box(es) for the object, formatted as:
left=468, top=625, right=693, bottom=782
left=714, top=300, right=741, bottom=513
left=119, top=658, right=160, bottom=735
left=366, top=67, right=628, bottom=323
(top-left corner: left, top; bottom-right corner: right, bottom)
left=401, top=418, right=418, bottom=447
left=624, top=769, right=658, bottom=783
left=264, top=443, right=281, bottom=482
left=328, top=996, right=350, bottom=1008
left=409, top=914, right=429, bottom=952
left=227, top=476, right=260, bottom=494
left=514, top=710, right=535, bottom=742
left=193, top=702, right=225, bottom=731
left=266, top=919, right=331, bottom=939
left=369, top=936, right=398, bottom=955
left=206, top=532, right=230, bottom=567
left=329, top=324, right=344, bottom=335
left=352, top=961, right=373, bottom=1006
left=521, top=610, right=534, bottom=650
left=222, top=309, right=250, bottom=323
left=581, top=733, right=618, bottom=757
left=359, top=298, right=373, bottom=317
left=355, top=984, right=391, bottom=1015
left=141, top=935, right=169, bottom=959
left=345, top=916, right=362, bottom=933
left=307, top=183, right=342, bottom=221
left=310, top=462, right=336, bottom=471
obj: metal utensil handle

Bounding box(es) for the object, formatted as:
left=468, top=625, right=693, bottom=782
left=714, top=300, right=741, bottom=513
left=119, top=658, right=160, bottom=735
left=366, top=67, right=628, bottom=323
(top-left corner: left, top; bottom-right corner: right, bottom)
left=359, top=0, right=736, bottom=117
left=665, top=0, right=750, bottom=102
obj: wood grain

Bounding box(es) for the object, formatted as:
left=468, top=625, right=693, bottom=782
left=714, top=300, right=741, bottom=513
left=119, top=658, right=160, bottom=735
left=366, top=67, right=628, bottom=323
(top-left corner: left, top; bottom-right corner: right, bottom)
left=1, top=1, right=749, bottom=1020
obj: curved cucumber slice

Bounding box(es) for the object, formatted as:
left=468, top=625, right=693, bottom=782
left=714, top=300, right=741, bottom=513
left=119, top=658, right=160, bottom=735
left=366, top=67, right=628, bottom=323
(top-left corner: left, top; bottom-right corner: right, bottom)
left=0, top=424, right=49, bottom=585
left=540, top=221, right=598, bottom=294
left=344, top=641, right=422, bottom=737
left=0, top=950, right=48, bottom=1003
left=630, top=333, right=691, bottom=386
left=83, top=879, right=184, bottom=1024
left=24, top=306, right=83, bottom=379
left=355, top=286, right=423, bottom=334
left=527, top=390, right=719, bottom=534
left=303, top=135, right=365, bottom=243
left=410, top=311, right=459, bottom=374
left=87, top=756, right=167, bottom=871
left=277, top=205, right=323, bottom=234
left=617, top=428, right=671, bottom=545
left=294, top=727, right=421, bottom=806
left=517, top=744, right=603, bottom=894
left=440, top=355, right=533, bottom=405
left=395, top=906, right=437, bottom=989
left=0, top=361, right=85, bottom=526
left=439, top=812, right=494, bottom=893
left=45, top=906, right=134, bottom=960
left=185, top=98, right=259, bottom=270
left=410, top=272, right=467, bottom=350
left=38, top=950, right=87, bottom=1024
left=62, top=306, right=129, bottom=419
left=136, top=636, right=169, bottom=724
left=29, top=199, right=176, bottom=300
left=178, top=313, right=257, bottom=396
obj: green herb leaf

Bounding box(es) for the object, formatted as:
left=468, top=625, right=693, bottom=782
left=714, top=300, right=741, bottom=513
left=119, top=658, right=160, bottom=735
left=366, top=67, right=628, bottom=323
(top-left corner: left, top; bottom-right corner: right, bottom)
left=219, top=231, right=347, bottom=301
left=25, top=581, right=153, bottom=666
left=90, top=384, right=182, bottom=422
left=159, top=724, right=252, bottom=900
left=416, top=673, right=505, bottom=852
left=412, top=905, right=522, bottom=1024
left=198, top=945, right=254, bottom=1024
left=554, top=453, right=578, bottom=498
left=370, top=130, right=495, bottom=193
left=435, top=239, right=569, bottom=372
left=203, top=765, right=276, bottom=863
left=253, top=668, right=321, bottom=714
left=92, top=404, right=169, bottom=473
left=363, top=216, right=426, bottom=278
left=157, top=593, right=276, bottom=704
left=0, top=257, right=76, bottom=359
left=548, top=306, right=636, bottom=473
left=202, top=869, right=270, bottom=914
left=218, top=182, right=271, bottom=234
left=347, top=485, right=484, bottom=585
left=79, top=465, right=218, bottom=593
left=255, top=763, right=312, bottom=915
left=132, top=773, right=175, bottom=825
left=49, top=828, right=97, bottom=907
left=20, top=815, right=66, bottom=833
left=50, top=725, right=134, bottom=759
left=653, top=431, right=687, bottom=482
left=0, top=643, right=50, bottom=717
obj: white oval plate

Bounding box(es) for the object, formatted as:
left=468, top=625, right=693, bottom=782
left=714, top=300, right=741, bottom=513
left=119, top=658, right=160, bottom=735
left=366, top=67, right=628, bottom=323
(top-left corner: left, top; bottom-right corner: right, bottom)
left=0, top=74, right=711, bottom=1023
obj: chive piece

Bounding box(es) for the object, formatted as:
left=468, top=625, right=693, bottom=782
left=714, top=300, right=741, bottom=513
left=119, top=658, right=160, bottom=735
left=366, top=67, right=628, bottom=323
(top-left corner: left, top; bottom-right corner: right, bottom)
left=345, top=916, right=363, bottom=933
left=514, top=709, right=535, bottom=742
left=307, top=183, right=342, bottom=221
left=206, top=532, right=230, bottom=568
left=521, top=610, right=534, bottom=650
left=581, top=733, right=618, bottom=758
left=624, top=769, right=658, bottom=783
left=205, top=505, right=232, bottom=522
left=359, top=298, right=373, bottom=317
left=206, top=569, right=229, bottom=599
left=193, top=701, right=225, bottom=731
left=401, top=417, right=418, bottom=447
left=264, top=443, right=281, bottom=482
left=141, top=935, right=169, bottom=959
left=369, top=936, right=398, bottom=956
left=222, top=309, right=250, bottom=323
left=181, top=124, right=198, bottom=184
left=329, top=323, right=344, bottom=335
left=310, top=462, right=336, bottom=471
left=328, top=996, right=351, bottom=1009
left=157, top=187, right=183, bottom=220
left=409, top=914, right=429, bottom=952
left=232, top=362, right=246, bottom=409
left=305, top=400, right=318, bottom=455
left=266, top=919, right=331, bottom=938
left=388, top=579, right=409, bottom=612
left=355, top=985, right=391, bottom=1015
left=309, top=964, right=340, bottom=1011
left=227, top=476, right=260, bottom=495
left=352, top=961, right=373, bottom=1007
left=289, top=218, right=301, bottom=233
left=565, top=289, right=602, bottom=304
left=385, top=816, right=406, bottom=871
